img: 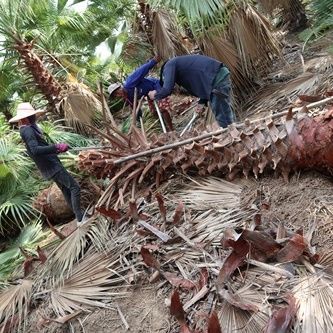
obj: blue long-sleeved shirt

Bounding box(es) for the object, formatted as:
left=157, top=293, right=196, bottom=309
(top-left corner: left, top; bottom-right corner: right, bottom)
left=123, top=59, right=161, bottom=104
left=155, top=55, right=227, bottom=103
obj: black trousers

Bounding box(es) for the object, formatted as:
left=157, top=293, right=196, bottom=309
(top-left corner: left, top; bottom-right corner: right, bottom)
left=52, top=168, right=83, bottom=222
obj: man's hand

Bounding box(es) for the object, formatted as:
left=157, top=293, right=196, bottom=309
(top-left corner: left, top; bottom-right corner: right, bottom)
left=148, top=90, right=157, bottom=100
left=153, top=55, right=161, bottom=63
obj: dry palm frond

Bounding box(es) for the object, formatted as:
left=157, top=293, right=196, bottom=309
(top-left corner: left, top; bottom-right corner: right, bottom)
left=0, top=279, right=32, bottom=333
left=245, top=72, right=320, bottom=117
left=39, top=216, right=109, bottom=281
left=292, top=272, right=333, bottom=333
left=48, top=251, right=128, bottom=317
left=257, top=0, right=289, bottom=14
left=258, top=0, right=307, bottom=32
left=191, top=209, right=255, bottom=245
left=228, top=4, right=281, bottom=77
left=233, top=266, right=290, bottom=294
left=59, top=81, right=103, bottom=133
left=198, top=30, right=253, bottom=96
left=152, top=9, right=189, bottom=60
left=218, top=301, right=269, bottom=333
left=180, top=177, right=243, bottom=210
left=120, top=33, right=154, bottom=69
left=220, top=284, right=270, bottom=313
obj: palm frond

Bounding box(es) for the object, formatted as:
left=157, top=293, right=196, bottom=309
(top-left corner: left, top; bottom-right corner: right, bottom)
left=152, top=9, right=189, bottom=60
left=191, top=208, right=255, bottom=245
left=119, top=33, right=154, bottom=70
left=59, top=81, right=103, bottom=133
left=48, top=251, right=128, bottom=316
left=149, top=0, right=225, bottom=21
left=198, top=30, right=253, bottom=97
left=0, top=180, right=41, bottom=235
left=219, top=301, right=269, bottom=333
left=39, top=120, right=96, bottom=147
left=0, top=138, right=30, bottom=180
left=292, top=272, right=333, bottom=332
left=244, top=72, right=323, bottom=118
left=180, top=177, right=242, bottom=210
left=0, top=221, right=49, bottom=281
left=0, top=279, right=32, bottom=333
left=227, top=4, right=281, bottom=77
left=40, top=216, right=109, bottom=281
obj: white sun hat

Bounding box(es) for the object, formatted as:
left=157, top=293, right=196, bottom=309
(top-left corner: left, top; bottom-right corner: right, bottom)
left=9, top=102, right=46, bottom=123
left=107, top=82, right=121, bottom=96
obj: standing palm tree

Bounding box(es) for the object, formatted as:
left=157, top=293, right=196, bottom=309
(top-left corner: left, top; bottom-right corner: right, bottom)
left=0, top=0, right=105, bottom=127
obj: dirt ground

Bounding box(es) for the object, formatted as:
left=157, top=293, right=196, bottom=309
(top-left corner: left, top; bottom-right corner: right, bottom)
left=26, top=288, right=171, bottom=333
left=74, top=288, right=171, bottom=333
left=240, top=171, right=333, bottom=250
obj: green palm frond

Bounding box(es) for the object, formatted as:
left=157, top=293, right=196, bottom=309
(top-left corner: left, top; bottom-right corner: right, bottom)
left=0, top=138, right=30, bottom=180
left=149, top=0, right=226, bottom=21
left=300, top=0, right=333, bottom=46
left=39, top=120, right=96, bottom=147
left=0, top=186, right=40, bottom=234
left=0, top=221, right=50, bottom=281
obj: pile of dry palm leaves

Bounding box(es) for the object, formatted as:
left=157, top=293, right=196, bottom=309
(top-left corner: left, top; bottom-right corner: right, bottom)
left=1, top=173, right=333, bottom=332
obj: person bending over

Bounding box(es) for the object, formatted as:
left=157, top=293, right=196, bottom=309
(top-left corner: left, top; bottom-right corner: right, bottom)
left=108, top=56, right=173, bottom=130
left=148, top=54, right=235, bottom=128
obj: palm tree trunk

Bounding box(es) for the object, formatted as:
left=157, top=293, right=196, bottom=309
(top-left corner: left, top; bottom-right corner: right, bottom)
left=13, top=37, right=62, bottom=106
left=281, top=0, right=308, bottom=32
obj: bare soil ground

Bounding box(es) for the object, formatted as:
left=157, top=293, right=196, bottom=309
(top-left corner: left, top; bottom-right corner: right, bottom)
left=240, top=171, right=333, bottom=250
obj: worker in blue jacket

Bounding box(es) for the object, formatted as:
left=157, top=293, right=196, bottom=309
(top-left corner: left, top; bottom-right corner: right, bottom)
left=108, top=56, right=173, bottom=130
left=148, top=55, right=235, bottom=128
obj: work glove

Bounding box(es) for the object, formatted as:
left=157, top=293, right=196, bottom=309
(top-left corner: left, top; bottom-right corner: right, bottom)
left=55, top=143, right=69, bottom=153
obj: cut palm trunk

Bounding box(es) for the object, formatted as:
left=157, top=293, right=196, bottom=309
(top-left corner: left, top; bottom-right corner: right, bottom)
left=78, top=101, right=333, bottom=211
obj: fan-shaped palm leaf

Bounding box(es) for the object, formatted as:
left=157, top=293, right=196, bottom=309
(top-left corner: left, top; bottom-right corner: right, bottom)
left=149, top=0, right=225, bottom=21
left=59, top=81, right=103, bottom=132
left=0, top=138, right=29, bottom=180
left=0, top=279, right=32, bottom=333
left=0, top=221, right=50, bottom=280
left=227, top=4, right=281, bottom=77
left=152, top=9, right=189, bottom=60
left=40, top=216, right=109, bottom=282
left=48, top=251, right=129, bottom=316
left=39, top=120, right=95, bottom=148
left=292, top=272, right=333, bottom=332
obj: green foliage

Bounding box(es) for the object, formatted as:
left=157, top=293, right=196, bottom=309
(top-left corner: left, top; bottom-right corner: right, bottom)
left=39, top=120, right=96, bottom=147
left=0, top=221, right=50, bottom=281
left=300, top=0, right=333, bottom=45
left=149, top=0, right=225, bottom=21
left=0, top=136, right=40, bottom=234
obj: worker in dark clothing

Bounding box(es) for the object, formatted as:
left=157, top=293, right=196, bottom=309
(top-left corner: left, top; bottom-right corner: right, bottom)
left=108, top=56, right=173, bottom=131
left=148, top=54, right=235, bottom=128
left=9, top=102, right=84, bottom=225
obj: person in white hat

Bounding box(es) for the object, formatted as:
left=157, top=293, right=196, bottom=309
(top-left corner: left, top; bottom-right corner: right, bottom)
left=108, top=55, right=174, bottom=131
left=9, top=102, right=85, bottom=224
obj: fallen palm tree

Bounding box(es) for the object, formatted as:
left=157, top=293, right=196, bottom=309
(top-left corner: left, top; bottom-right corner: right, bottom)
left=78, top=97, right=333, bottom=212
